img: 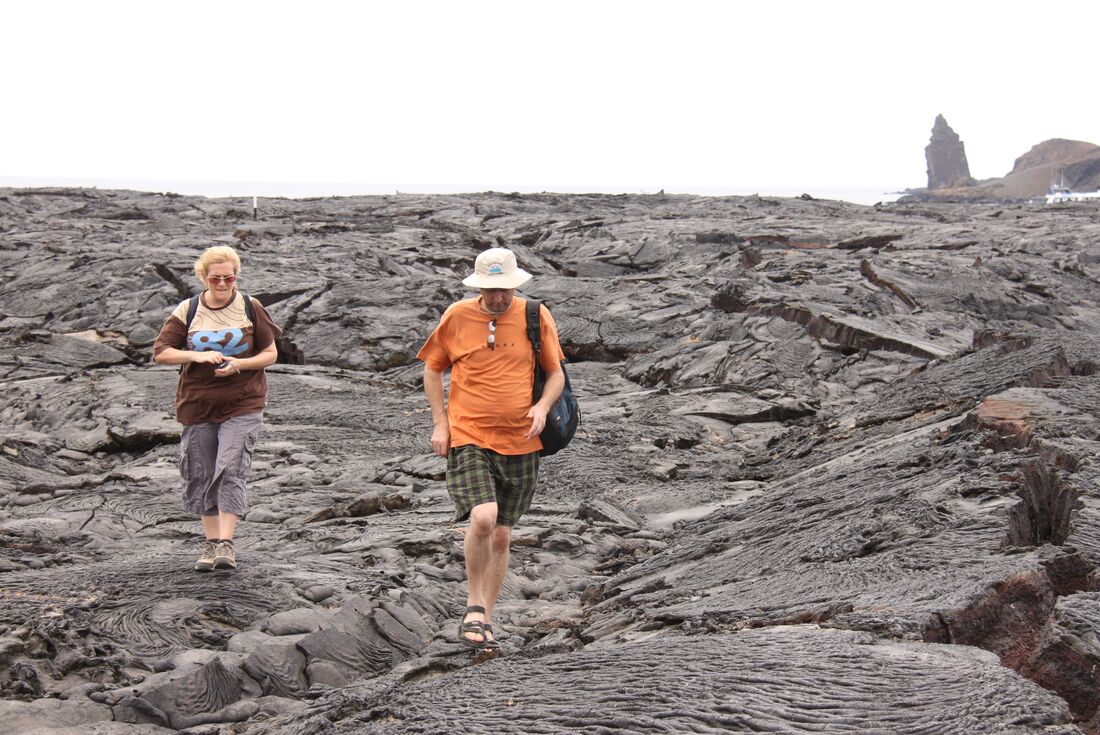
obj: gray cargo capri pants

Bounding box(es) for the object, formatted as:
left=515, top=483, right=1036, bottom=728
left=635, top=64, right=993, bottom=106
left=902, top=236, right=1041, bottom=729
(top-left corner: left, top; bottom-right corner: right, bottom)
left=179, top=411, right=263, bottom=517
left=446, top=444, right=539, bottom=527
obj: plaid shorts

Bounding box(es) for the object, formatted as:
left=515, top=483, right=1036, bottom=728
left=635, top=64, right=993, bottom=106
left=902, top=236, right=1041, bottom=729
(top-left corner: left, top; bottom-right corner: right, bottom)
left=446, top=444, right=540, bottom=527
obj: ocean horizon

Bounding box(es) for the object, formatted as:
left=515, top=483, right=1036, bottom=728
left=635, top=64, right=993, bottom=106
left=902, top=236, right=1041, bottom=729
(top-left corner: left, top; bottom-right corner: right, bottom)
left=0, top=176, right=907, bottom=207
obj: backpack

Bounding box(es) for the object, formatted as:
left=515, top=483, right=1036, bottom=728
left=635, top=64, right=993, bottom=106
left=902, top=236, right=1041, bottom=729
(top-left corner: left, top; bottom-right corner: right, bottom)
left=525, top=300, right=580, bottom=457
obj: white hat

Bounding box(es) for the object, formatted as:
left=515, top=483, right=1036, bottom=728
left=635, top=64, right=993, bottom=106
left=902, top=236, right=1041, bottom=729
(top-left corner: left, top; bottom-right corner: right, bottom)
left=461, top=248, right=533, bottom=290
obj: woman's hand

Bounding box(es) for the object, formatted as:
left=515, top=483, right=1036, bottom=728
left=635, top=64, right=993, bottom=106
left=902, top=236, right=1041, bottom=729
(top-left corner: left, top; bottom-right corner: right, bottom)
left=192, top=351, right=226, bottom=365
left=214, top=357, right=242, bottom=378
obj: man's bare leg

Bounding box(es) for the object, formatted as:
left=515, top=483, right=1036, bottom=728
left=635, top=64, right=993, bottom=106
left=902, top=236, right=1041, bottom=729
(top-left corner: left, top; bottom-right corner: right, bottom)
left=462, top=502, right=497, bottom=644
left=481, top=524, right=512, bottom=644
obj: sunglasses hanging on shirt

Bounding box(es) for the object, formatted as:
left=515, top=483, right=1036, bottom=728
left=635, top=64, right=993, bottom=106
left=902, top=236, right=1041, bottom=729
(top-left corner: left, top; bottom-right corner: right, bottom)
left=487, top=320, right=496, bottom=350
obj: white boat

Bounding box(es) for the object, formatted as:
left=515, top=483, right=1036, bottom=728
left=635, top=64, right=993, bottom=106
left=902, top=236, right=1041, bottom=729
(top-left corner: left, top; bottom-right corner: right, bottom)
left=1045, top=175, right=1100, bottom=203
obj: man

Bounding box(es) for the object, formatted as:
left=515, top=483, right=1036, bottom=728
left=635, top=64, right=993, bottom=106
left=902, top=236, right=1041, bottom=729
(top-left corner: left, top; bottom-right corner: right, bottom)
left=418, top=247, right=565, bottom=650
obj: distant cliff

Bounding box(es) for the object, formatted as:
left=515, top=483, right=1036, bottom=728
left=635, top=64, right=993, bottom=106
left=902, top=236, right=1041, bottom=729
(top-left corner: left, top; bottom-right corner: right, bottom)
left=998, top=139, right=1100, bottom=197
left=904, top=117, right=1100, bottom=202
left=925, top=115, right=974, bottom=189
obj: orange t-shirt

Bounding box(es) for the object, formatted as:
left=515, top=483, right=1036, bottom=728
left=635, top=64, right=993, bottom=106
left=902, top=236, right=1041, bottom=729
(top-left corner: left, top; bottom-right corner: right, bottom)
left=417, top=296, right=565, bottom=455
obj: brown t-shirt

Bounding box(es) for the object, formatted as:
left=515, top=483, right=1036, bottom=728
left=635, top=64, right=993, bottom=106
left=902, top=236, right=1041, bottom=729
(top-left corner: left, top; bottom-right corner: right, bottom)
left=153, top=292, right=282, bottom=425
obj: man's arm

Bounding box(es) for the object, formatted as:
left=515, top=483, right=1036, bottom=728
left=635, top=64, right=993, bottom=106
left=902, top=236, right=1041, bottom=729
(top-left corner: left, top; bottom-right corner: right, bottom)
left=525, top=365, right=565, bottom=439
left=424, top=365, right=450, bottom=457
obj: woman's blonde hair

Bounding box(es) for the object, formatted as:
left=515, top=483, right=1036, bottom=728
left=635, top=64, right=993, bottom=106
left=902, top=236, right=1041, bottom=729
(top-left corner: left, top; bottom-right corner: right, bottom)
left=194, top=245, right=242, bottom=282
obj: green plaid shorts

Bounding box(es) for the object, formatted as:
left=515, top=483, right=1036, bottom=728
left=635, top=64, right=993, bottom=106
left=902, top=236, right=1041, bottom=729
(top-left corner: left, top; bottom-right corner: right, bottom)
left=446, top=444, right=540, bottom=527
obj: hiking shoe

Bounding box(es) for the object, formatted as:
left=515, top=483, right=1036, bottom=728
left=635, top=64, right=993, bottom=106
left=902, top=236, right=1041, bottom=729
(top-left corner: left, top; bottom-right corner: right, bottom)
left=212, top=541, right=237, bottom=570
left=195, top=540, right=217, bottom=572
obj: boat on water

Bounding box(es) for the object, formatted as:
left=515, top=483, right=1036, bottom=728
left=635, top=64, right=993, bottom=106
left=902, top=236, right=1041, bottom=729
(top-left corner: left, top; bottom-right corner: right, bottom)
left=1045, top=176, right=1100, bottom=204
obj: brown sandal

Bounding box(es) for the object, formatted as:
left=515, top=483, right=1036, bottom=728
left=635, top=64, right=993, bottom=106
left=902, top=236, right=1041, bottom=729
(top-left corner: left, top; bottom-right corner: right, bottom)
left=481, top=622, right=502, bottom=650
left=457, top=605, right=489, bottom=649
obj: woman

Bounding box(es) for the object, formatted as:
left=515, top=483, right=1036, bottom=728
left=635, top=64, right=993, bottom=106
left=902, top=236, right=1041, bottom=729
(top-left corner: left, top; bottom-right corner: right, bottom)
left=153, top=245, right=281, bottom=572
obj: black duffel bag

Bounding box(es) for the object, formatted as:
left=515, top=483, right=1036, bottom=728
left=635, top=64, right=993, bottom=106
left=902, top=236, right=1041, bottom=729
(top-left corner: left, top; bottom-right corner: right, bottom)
left=525, top=300, right=580, bottom=456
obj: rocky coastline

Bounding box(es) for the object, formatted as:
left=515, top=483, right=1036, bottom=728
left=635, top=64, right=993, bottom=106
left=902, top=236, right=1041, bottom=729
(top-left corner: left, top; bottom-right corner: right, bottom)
left=903, top=116, right=1100, bottom=204
left=2, top=187, right=1100, bottom=733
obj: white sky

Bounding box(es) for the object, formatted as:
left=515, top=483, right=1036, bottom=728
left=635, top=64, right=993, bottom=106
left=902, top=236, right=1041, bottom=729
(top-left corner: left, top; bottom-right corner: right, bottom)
left=2, top=0, right=1098, bottom=195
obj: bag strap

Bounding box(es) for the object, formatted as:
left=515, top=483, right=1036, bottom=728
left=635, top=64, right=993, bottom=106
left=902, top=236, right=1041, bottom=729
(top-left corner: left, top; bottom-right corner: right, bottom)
left=526, top=299, right=546, bottom=400
left=525, top=299, right=542, bottom=360
left=185, top=292, right=255, bottom=332
left=185, top=294, right=201, bottom=332
left=178, top=292, right=255, bottom=372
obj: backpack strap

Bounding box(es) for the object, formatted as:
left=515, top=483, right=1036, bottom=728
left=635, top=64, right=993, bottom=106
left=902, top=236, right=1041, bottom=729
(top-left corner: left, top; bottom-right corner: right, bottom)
left=178, top=292, right=255, bottom=372
left=184, top=294, right=201, bottom=332
left=184, top=292, right=255, bottom=331
left=525, top=300, right=545, bottom=400
left=525, top=299, right=542, bottom=360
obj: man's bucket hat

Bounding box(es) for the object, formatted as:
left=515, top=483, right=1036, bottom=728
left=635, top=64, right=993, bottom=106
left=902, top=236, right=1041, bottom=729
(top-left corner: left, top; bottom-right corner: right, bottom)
left=462, top=248, right=532, bottom=290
